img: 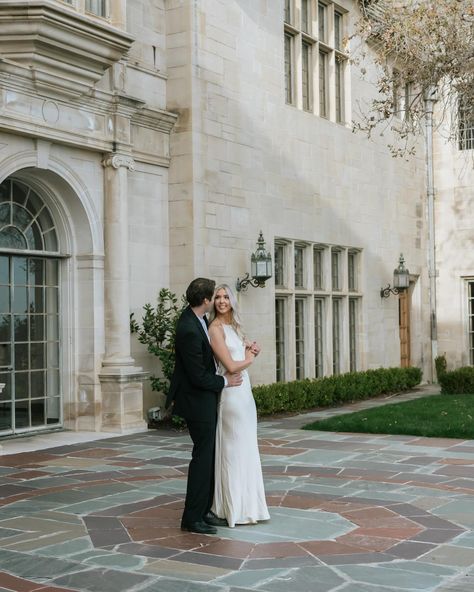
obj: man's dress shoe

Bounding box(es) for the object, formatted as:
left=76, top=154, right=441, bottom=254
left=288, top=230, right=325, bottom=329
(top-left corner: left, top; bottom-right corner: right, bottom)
left=203, top=511, right=228, bottom=527
left=180, top=520, right=217, bottom=534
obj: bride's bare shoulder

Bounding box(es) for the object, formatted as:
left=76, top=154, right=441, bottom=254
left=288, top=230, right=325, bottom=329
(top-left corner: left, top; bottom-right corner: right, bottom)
left=209, top=319, right=224, bottom=333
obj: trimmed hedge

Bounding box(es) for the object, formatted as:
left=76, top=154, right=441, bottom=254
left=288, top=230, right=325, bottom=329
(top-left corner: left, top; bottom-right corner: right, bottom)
left=252, top=366, right=422, bottom=417
left=439, top=366, right=474, bottom=394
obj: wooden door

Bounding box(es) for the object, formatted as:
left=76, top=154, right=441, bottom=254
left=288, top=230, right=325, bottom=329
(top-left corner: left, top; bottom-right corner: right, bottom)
left=399, top=289, right=411, bottom=367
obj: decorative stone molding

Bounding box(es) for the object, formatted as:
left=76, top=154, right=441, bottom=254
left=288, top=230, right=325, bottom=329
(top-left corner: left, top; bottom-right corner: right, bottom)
left=0, top=1, right=134, bottom=99
left=102, top=153, right=135, bottom=171
left=131, top=107, right=178, bottom=135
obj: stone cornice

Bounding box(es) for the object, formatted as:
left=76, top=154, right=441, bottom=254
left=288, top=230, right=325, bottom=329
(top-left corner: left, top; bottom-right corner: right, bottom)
left=0, top=1, right=134, bottom=99
left=131, top=107, right=178, bottom=134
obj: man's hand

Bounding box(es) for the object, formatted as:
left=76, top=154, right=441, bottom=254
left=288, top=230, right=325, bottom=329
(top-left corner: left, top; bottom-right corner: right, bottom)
left=224, top=372, right=243, bottom=387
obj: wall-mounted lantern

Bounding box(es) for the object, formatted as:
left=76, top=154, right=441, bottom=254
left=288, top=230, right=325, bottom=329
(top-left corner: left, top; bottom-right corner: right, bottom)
left=236, top=231, right=272, bottom=292
left=380, top=253, right=410, bottom=298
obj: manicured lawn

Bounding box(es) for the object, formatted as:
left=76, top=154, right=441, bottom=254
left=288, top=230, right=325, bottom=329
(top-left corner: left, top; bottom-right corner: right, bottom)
left=302, top=394, right=474, bottom=439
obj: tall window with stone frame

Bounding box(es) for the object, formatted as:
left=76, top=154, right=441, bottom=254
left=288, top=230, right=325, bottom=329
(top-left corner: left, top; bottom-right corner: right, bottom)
left=275, top=240, right=362, bottom=381
left=284, top=1, right=316, bottom=111
left=317, top=2, right=349, bottom=122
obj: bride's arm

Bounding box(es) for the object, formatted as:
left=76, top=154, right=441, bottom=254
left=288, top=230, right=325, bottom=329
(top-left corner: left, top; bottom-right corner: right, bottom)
left=209, top=324, right=255, bottom=373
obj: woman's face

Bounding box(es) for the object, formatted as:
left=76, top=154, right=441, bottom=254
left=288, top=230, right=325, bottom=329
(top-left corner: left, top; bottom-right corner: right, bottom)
left=214, top=288, right=232, bottom=316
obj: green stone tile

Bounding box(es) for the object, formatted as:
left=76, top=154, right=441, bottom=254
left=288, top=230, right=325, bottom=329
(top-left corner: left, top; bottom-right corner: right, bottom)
left=140, top=580, right=224, bottom=592
left=0, top=548, right=85, bottom=579
left=81, top=551, right=146, bottom=569
left=36, top=536, right=93, bottom=557
left=338, top=565, right=447, bottom=590
left=53, top=567, right=153, bottom=591
left=389, top=560, right=457, bottom=577
left=255, top=565, right=344, bottom=592
left=452, top=532, right=474, bottom=548
left=19, top=476, right=83, bottom=489
left=216, top=567, right=292, bottom=587
left=422, top=545, right=474, bottom=567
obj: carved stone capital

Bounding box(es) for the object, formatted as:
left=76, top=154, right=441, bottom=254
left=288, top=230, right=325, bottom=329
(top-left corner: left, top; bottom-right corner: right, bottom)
left=102, top=153, right=135, bottom=171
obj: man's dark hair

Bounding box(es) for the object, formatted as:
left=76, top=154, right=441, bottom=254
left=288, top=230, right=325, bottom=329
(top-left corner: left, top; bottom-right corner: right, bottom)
left=186, top=277, right=215, bottom=307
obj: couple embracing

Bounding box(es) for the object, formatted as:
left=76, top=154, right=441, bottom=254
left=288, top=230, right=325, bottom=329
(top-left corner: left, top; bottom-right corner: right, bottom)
left=166, top=277, right=270, bottom=534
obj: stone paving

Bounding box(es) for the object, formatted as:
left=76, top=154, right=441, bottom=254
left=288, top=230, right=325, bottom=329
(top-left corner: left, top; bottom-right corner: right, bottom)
left=0, top=387, right=473, bottom=591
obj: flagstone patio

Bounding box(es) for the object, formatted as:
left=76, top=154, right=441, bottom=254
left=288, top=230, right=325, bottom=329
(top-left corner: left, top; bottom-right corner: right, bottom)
left=0, top=386, right=473, bottom=591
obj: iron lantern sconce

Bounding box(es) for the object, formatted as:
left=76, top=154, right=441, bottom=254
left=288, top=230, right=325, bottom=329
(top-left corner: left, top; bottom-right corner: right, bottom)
left=236, top=231, right=273, bottom=292
left=380, top=253, right=410, bottom=298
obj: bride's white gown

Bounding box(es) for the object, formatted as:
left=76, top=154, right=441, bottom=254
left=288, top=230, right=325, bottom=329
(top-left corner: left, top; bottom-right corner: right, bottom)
left=211, top=324, right=270, bottom=527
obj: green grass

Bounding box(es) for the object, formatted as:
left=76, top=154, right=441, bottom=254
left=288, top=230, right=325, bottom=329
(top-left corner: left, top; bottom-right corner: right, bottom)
left=302, top=394, right=474, bottom=439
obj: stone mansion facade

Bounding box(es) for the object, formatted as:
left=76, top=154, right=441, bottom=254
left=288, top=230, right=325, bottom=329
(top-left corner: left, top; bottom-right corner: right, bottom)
left=0, top=0, right=472, bottom=437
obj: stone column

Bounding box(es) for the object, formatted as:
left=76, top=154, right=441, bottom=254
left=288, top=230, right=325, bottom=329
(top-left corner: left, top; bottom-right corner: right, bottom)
left=99, top=153, right=147, bottom=432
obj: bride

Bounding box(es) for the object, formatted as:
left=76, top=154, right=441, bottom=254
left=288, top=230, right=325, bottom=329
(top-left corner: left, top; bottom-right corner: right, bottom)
left=208, top=284, right=270, bottom=527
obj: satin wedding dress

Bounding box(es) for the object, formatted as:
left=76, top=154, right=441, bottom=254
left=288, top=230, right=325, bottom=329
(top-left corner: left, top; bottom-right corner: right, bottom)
left=211, top=324, right=270, bottom=527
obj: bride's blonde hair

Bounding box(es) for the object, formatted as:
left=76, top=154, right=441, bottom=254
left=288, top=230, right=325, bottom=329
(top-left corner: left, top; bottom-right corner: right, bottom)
left=209, top=283, right=245, bottom=339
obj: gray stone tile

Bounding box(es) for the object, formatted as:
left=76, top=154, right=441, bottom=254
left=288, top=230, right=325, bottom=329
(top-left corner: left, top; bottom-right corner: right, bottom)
left=255, top=565, right=344, bottom=592
left=52, top=567, right=153, bottom=592
left=0, top=548, right=84, bottom=579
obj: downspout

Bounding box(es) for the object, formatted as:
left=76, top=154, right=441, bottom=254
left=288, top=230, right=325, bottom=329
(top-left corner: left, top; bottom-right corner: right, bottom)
left=424, top=85, right=438, bottom=382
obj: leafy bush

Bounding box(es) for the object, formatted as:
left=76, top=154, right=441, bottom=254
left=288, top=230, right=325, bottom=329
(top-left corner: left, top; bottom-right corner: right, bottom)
left=252, top=366, right=422, bottom=417
left=130, top=288, right=186, bottom=398
left=435, top=355, right=447, bottom=381
left=439, top=366, right=474, bottom=394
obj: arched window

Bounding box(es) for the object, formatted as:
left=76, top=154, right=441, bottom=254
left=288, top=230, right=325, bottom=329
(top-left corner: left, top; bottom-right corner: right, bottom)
left=0, top=179, right=58, bottom=252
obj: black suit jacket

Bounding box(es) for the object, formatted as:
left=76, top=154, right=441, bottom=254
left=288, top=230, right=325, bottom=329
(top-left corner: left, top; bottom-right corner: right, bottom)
left=166, top=306, right=225, bottom=421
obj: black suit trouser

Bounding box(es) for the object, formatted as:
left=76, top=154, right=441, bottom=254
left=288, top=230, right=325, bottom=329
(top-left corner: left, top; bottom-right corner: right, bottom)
left=182, top=418, right=217, bottom=525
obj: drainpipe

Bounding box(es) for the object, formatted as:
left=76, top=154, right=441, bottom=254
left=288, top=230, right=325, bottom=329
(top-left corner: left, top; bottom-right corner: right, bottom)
left=424, top=85, right=438, bottom=382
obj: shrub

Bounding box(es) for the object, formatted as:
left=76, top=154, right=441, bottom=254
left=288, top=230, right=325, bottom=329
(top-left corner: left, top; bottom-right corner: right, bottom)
left=439, top=366, right=474, bottom=394
left=253, top=366, right=422, bottom=417
left=130, top=288, right=187, bottom=399
left=435, top=355, right=447, bottom=381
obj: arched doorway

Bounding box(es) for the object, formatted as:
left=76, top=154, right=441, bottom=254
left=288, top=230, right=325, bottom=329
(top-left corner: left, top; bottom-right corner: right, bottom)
left=0, top=177, right=62, bottom=434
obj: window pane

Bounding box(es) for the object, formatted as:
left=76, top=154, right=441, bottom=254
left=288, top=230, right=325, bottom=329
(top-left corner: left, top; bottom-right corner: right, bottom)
left=469, top=282, right=474, bottom=365
left=295, top=299, right=305, bottom=379
left=285, top=34, right=293, bottom=104
left=284, top=0, right=291, bottom=23
left=318, top=3, right=327, bottom=42
left=459, top=97, right=474, bottom=151
left=275, top=299, right=286, bottom=382
left=0, top=315, right=11, bottom=342
left=14, top=315, right=28, bottom=341
left=12, top=288, right=28, bottom=314
left=0, top=373, right=12, bottom=402
left=348, top=252, right=357, bottom=291
left=275, top=244, right=285, bottom=288
left=295, top=246, right=305, bottom=288
left=315, top=298, right=324, bottom=377
left=314, top=249, right=323, bottom=290
left=331, top=251, right=340, bottom=291
left=15, top=400, right=29, bottom=428
left=335, top=58, right=345, bottom=123
left=0, top=256, right=9, bottom=284
left=349, top=298, right=357, bottom=372
left=302, top=0, right=310, bottom=33
left=302, top=42, right=312, bottom=112
left=319, top=51, right=327, bottom=117
left=0, top=286, right=10, bottom=313
left=85, top=0, right=106, bottom=17
left=334, top=11, right=343, bottom=51
left=332, top=299, right=341, bottom=375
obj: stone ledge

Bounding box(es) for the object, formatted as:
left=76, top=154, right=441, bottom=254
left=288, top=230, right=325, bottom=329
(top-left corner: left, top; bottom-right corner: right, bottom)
left=0, top=0, right=134, bottom=98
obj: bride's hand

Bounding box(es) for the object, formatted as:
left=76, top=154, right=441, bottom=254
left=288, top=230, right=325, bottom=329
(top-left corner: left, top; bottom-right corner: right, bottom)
left=248, top=341, right=261, bottom=356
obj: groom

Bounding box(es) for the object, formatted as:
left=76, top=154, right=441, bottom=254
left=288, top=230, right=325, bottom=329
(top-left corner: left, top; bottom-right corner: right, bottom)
left=166, top=277, right=242, bottom=534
